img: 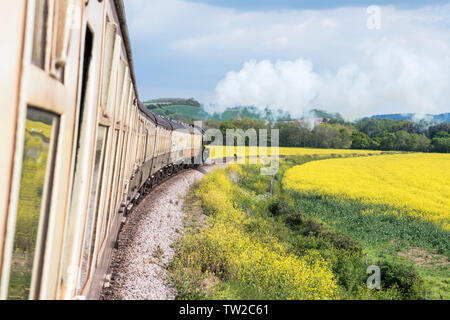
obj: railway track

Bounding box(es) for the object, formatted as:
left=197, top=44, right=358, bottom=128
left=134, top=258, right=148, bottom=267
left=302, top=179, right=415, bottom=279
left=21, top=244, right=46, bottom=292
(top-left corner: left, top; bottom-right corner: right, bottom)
left=101, top=165, right=216, bottom=300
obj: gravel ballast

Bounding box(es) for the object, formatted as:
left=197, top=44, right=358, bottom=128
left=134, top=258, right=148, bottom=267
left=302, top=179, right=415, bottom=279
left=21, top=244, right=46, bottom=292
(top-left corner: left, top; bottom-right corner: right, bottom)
left=101, top=166, right=215, bottom=300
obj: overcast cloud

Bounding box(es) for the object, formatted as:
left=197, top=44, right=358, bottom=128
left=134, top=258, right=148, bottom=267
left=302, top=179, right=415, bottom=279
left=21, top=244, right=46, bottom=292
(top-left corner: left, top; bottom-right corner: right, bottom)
left=124, top=0, right=450, bottom=119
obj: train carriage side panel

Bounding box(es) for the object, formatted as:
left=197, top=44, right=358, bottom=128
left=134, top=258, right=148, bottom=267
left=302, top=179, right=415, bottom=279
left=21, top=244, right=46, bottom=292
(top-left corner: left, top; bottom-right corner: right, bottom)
left=102, top=75, right=131, bottom=236
left=114, top=83, right=135, bottom=215
left=0, top=0, right=27, bottom=278
left=153, top=125, right=163, bottom=174
left=85, top=54, right=134, bottom=298
left=193, top=126, right=203, bottom=164
left=120, top=94, right=138, bottom=208
left=141, top=113, right=157, bottom=186
left=152, top=115, right=173, bottom=175
left=169, top=121, right=188, bottom=165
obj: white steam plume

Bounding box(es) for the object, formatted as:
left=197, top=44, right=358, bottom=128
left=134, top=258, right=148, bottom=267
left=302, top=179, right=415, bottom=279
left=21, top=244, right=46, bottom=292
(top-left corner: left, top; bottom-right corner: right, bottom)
left=207, top=40, right=450, bottom=121
left=210, top=59, right=320, bottom=119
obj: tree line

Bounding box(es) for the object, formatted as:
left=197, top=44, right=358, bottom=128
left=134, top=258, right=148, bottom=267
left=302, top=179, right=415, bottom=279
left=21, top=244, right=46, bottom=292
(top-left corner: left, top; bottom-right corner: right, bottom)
left=200, top=117, right=450, bottom=153
left=145, top=98, right=201, bottom=108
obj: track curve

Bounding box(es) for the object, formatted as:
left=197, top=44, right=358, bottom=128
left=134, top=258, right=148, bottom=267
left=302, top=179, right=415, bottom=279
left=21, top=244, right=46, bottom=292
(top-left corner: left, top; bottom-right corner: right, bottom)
left=101, top=166, right=216, bottom=300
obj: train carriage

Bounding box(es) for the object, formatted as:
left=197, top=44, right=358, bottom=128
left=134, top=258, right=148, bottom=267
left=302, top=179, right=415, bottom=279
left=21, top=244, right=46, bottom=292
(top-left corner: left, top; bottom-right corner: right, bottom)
left=0, top=0, right=206, bottom=300
left=152, top=115, right=174, bottom=178
left=170, top=121, right=192, bottom=166
left=192, top=125, right=204, bottom=164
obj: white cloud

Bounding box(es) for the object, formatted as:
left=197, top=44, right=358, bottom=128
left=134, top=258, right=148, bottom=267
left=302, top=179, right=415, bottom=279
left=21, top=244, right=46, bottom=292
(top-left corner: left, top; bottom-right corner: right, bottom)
left=124, top=0, right=450, bottom=118
left=211, top=40, right=450, bottom=120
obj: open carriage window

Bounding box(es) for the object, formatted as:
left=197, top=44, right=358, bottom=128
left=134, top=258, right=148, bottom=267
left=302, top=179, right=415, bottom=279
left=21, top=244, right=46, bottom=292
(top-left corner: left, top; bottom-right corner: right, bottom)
left=51, top=0, right=74, bottom=82
left=101, top=19, right=118, bottom=113
left=32, top=0, right=49, bottom=69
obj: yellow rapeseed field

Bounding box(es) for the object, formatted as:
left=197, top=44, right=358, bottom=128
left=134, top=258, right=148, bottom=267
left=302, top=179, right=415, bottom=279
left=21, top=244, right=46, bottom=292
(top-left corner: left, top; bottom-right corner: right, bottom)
left=192, top=168, right=339, bottom=299
left=283, top=153, right=450, bottom=229
left=207, top=146, right=386, bottom=160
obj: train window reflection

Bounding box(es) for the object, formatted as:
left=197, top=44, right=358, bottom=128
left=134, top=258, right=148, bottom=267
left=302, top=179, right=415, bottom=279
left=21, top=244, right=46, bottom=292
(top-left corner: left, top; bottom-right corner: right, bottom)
left=78, top=126, right=107, bottom=290
left=8, top=107, right=59, bottom=300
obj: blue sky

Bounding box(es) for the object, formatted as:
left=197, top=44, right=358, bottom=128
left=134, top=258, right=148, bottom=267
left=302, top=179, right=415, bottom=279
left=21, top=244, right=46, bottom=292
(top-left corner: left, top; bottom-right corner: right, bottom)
left=186, top=0, right=449, bottom=10
left=123, top=0, right=450, bottom=119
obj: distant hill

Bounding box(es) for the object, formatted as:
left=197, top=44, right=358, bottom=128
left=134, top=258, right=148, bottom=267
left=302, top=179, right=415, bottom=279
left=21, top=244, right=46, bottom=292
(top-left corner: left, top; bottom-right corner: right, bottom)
left=433, top=113, right=450, bottom=122
left=148, top=104, right=210, bottom=121
left=144, top=98, right=201, bottom=108
left=209, top=106, right=293, bottom=121
left=371, top=113, right=450, bottom=123
left=143, top=98, right=205, bottom=121
left=143, top=98, right=449, bottom=124
left=144, top=102, right=294, bottom=121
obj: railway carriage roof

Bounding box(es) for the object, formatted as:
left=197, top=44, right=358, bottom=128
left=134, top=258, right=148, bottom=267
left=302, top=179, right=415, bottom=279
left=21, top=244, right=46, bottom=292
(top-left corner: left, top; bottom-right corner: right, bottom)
left=154, top=114, right=174, bottom=131
left=169, top=120, right=187, bottom=131
left=138, top=101, right=157, bottom=124
left=193, top=125, right=205, bottom=135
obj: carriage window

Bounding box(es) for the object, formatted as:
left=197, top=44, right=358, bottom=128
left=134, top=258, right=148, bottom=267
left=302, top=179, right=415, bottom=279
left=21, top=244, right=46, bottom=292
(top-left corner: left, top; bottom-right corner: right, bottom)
left=115, top=132, right=127, bottom=208
left=147, top=127, right=155, bottom=162
left=51, top=0, right=73, bottom=82
left=144, top=129, right=149, bottom=162
left=78, top=126, right=107, bottom=289
left=115, top=61, right=126, bottom=120
left=125, top=91, right=133, bottom=124
left=135, top=122, right=141, bottom=162
left=118, top=77, right=130, bottom=123
left=100, top=20, right=117, bottom=112
left=101, top=129, right=120, bottom=245
left=54, top=0, right=71, bottom=65
left=32, top=0, right=49, bottom=69
left=8, top=107, right=59, bottom=300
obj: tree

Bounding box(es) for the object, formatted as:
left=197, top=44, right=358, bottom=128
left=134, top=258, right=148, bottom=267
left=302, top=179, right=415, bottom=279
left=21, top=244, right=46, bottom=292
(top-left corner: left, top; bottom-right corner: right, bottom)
left=394, top=131, right=412, bottom=151
left=408, top=133, right=431, bottom=152
left=311, top=124, right=347, bottom=149
left=275, top=121, right=311, bottom=148
left=339, top=128, right=352, bottom=149
left=431, top=132, right=450, bottom=153
left=351, top=131, right=372, bottom=150
left=379, top=133, right=396, bottom=151
left=429, top=123, right=450, bottom=139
